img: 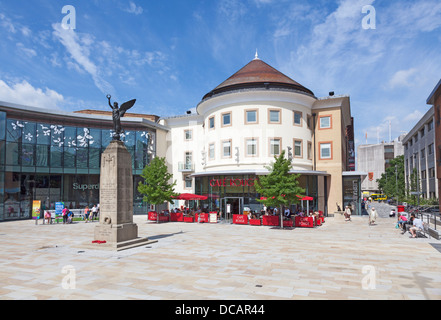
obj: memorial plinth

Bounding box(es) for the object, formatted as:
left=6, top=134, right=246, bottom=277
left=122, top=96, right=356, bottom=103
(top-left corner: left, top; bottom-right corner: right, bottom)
left=92, top=140, right=156, bottom=251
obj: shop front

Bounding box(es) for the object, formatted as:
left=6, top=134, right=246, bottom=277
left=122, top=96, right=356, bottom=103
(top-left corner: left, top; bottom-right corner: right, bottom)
left=193, top=173, right=322, bottom=223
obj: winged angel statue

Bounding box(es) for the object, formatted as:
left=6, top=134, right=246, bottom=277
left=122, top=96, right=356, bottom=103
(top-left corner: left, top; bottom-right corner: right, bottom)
left=107, top=95, right=136, bottom=141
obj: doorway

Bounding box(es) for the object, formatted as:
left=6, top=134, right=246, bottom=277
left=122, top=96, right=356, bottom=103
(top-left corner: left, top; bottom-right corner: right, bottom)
left=221, top=197, right=243, bottom=223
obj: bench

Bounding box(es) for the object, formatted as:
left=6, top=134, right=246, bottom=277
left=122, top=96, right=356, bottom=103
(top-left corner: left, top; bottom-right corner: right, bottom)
left=415, top=222, right=429, bottom=238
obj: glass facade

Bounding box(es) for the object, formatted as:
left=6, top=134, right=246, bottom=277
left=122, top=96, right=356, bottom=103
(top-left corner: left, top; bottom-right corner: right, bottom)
left=0, top=112, right=156, bottom=221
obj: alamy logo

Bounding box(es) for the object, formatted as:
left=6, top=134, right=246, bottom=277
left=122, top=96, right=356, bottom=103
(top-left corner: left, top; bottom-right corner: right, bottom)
left=61, top=265, right=76, bottom=290
left=361, top=265, right=376, bottom=290
left=61, top=5, right=76, bottom=30
left=362, top=5, right=376, bottom=30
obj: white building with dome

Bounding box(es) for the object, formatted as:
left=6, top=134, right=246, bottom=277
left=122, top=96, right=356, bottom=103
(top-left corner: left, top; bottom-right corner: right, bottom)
left=160, top=56, right=360, bottom=218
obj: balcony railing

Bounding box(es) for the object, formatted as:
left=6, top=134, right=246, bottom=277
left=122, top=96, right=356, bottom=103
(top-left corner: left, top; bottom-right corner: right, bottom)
left=178, top=162, right=194, bottom=172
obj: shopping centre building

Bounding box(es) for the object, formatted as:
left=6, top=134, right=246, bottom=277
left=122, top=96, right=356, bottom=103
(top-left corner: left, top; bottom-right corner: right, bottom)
left=0, top=56, right=363, bottom=222
left=0, top=101, right=168, bottom=221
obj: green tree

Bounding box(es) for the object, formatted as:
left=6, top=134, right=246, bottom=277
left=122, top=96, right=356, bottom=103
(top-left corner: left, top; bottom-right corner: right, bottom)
left=137, top=157, right=178, bottom=211
left=376, top=155, right=405, bottom=202
left=255, top=150, right=305, bottom=227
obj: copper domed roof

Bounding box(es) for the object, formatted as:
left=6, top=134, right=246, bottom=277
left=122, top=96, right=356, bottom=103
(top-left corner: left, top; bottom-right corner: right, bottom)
left=202, top=58, right=315, bottom=101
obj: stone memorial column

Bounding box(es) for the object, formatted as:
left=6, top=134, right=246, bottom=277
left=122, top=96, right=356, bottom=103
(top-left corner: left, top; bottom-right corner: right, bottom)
left=93, top=140, right=155, bottom=250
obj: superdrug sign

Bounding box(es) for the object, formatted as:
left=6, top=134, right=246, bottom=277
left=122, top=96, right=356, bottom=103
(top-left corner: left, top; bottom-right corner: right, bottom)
left=209, top=178, right=256, bottom=187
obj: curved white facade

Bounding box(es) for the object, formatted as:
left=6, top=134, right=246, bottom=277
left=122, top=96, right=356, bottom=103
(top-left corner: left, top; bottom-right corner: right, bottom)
left=198, top=90, right=316, bottom=172
left=161, top=58, right=356, bottom=215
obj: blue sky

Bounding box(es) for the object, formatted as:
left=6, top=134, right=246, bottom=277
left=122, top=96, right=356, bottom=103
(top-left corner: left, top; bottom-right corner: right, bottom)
left=0, top=0, right=440, bottom=148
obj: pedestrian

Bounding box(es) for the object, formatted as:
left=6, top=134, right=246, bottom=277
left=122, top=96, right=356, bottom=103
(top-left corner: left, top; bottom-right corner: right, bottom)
left=62, top=206, right=69, bottom=224
left=344, top=205, right=352, bottom=221
left=91, top=205, right=98, bottom=221
left=369, top=207, right=378, bottom=225
left=67, top=209, right=73, bottom=224
left=84, top=206, right=90, bottom=223
left=397, top=213, right=408, bottom=230
left=389, top=208, right=396, bottom=218
left=44, top=210, right=51, bottom=225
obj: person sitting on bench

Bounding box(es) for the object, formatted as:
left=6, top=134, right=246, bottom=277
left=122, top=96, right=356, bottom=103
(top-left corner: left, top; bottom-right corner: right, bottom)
left=409, top=216, right=424, bottom=238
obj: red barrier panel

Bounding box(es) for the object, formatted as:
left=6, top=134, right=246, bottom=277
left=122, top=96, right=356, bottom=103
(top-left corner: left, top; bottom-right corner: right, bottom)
left=295, top=216, right=314, bottom=228
left=148, top=212, right=157, bottom=221
left=148, top=212, right=169, bottom=222
left=249, top=219, right=261, bottom=226
left=262, top=215, right=279, bottom=226
left=170, top=212, right=184, bottom=222
left=184, top=216, right=194, bottom=223
left=195, top=213, right=210, bottom=223
left=283, top=220, right=293, bottom=227
left=233, top=214, right=248, bottom=225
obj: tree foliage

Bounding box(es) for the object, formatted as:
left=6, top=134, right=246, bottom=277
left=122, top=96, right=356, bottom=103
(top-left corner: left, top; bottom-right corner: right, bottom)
left=137, top=157, right=178, bottom=206
left=255, top=150, right=305, bottom=208
left=376, top=155, right=405, bottom=200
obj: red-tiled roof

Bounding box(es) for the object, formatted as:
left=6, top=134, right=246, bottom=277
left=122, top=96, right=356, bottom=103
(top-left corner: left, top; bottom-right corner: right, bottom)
left=202, top=58, right=314, bottom=100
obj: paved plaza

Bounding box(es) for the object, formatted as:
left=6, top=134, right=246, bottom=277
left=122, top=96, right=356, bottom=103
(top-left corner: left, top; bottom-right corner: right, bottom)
left=0, top=210, right=440, bottom=301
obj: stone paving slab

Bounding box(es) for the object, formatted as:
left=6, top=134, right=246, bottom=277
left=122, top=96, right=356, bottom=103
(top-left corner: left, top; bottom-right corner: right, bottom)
left=0, top=213, right=440, bottom=300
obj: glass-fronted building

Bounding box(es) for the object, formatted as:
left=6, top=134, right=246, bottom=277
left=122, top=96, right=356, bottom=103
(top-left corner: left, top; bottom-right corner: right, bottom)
left=0, top=101, right=166, bottom=221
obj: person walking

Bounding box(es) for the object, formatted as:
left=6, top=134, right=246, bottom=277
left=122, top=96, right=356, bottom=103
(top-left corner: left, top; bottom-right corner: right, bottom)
left=84, top=206, right=90, bottom=223
left=369, top=207, right=378, bottom=225
left=91, top=205, right=98, bottom=221
left=344, top=206, right=352, bottom=221
left=62, top=206, right=69, bottom=224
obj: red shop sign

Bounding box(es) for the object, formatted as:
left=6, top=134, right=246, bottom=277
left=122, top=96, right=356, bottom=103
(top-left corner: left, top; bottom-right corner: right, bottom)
left=210, top=178, right=255, bottom=187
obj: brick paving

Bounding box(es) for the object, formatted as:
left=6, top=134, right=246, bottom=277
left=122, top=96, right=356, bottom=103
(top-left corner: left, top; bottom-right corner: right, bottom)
left=0, top=212, right=440, bottom=300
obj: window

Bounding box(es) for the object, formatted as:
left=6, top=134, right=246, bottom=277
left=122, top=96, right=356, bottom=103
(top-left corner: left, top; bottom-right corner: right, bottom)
left=307, top=115, right=312, bottom=129
left=246, top=138, right=258, bottom=157
left=184, top=176, right=192, bottom=189
left=269, top=138, right=281, bottom=156
left=268, top=109, right=281, bottom=124
left=184, top=130, right=192, bottom=140
left=209, top=116, right=215, bottom=130
left=185, top=152, right=192, bottom=170
left=245, top=110, right=258, bottom=124
left=222, top=112, right=231, bottom=127
left=209, top=143, right=215, bottom=160
left=293, top=111, right=302, bottom=126
left=294, top=140, right=302, bottom=158
left=319, top=142, right=332, bottom=160
left=428, top=120, right=434, bottom=131
left=429, top=143, right=434, bottom=155
left=319, top=116, right=332, bottom=129
left=222, top=140, right=231, bottom=158
left=421, top=148, right=425, bottom=159
left=307, top=141, right=312, bottom=160
left=420, top=128, right=425, bottom=138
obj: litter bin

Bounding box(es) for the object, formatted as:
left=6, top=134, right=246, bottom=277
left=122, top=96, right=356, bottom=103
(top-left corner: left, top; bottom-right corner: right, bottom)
left=397, top=205, right=405, bottom=213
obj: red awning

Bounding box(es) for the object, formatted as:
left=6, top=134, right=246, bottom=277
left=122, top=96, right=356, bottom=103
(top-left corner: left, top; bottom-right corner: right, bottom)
left=173, top=193, right=208, bottom=201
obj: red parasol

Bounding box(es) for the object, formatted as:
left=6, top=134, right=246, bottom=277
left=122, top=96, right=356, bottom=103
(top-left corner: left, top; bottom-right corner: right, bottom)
left=296, top=195, right=314, bottom=201
left=173, top=193, right=208, bottom=201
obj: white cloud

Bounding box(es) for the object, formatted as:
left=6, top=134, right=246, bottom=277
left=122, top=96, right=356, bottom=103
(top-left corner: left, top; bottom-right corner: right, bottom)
left=125, top=2, right=143, bottom=15
left=388, top=68, right=418, bottom=89
left=16, top=43, right=37, bottom=58
left=52, top=23, right=114, bottom=95
left=0, top=79, right=64, bottom=110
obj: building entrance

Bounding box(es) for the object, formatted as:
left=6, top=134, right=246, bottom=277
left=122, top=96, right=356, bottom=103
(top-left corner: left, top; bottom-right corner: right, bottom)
left=221, top=197, right=243, bottom=223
